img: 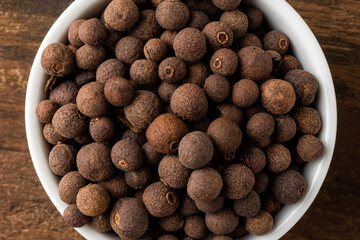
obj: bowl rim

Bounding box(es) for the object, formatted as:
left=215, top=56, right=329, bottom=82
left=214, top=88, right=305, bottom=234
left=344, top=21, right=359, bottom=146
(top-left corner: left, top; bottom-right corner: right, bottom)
left=25, top=0, right=337, bottom=239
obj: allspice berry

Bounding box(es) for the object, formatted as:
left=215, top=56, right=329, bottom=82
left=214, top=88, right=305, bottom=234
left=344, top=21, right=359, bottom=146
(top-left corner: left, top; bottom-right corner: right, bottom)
left=78, top=18, right=106, bottom=46
left=253, top=171, right=269, bottom=194
left=219, top=9, right=248, bottom=38
left=36, top=100, right=58, bottom=123
left=209, top=48, right=238, bottom=77
left=43, top=123, right=66, bottom=145
left=142, top=142, right=164, bottom=165
left=99, top=174, right=130, bottom=199
left=187, top=11, right=210, bottom=30
left=125, top=166, right=153, bottom=189
left=146, top=113, right=188, bottom=154
left=115, top=36, right=144, bottom=65
left=68, top=19, right=85, bottom=48
left=274, top=115, right=297, bottom=142
left=234, top=190, right=261, bottom=217
left=203, top=74, right=230, bottom=103
left=212, top=0, right=241, bottom=10
left=160, top=30, right=178, bottom=48
left=158, top=57, right=186, bottom=83
left=76, top=184, right=110, bottom=217
left=242, top=5, right=263, bottom=30
left=238, top=147, right=266, bottom=174
left=263, top=31, right=290, bottom=55
left=187, top=0, right=219, bottom=16
left=232, top=79, right=259, bottom=108
left=171, top=83, right=208, bottom=122
left=158, top=212, right=184, bottom=232
left=182, top=61, right=211, bottom=86
left=178, top=192, right=199, bottom=216
left=265, top=144, right=291, bottom=173
left=130, top=10, right=162, bottom=42
left=121, top=129, right=147, bottom=146
left=184, top=214, right=207, bottom=239
left=96, top=58, right=127, bottom=85
left=77, top=143, right=115, bottom=181
left=156, top=0, right=190, bottom=30
left=216, top=103, right=243, bottom=126
left=296, top=135, right=324, bottom=161
left=41, top=43, right=74, bottom=77
left=158, top=155, right=191, bottom=189
left=245, top=211, right=273, bottom=236
left=222, top=164, right=255, bottom=199
left=187, top=168, right=223, bottom=202
left=173, top=28, right=207, bottom=63
left=89, top=117, right=115, bottom=142
left=104, top=77, right=134, bottom=107
left=205, top=208, right=239, bottom=235
left=49, top=80, right=79, bottom=106
left=292, top=107, right=321, bottom=135
left=63, top=204, right=89, bottom=228
left=237, top=46, right=272, bottom=81
left=246, top=113, right=275, bottom=142
left=267, top=50, right=283, bottom=72
left=235, top=33, right=263, bottom=50
left=272, top=170, right=306, bottom=204
left=157, top=82, right=180, bottom=102
left=76, top=70, right=95, bottom=86
left=76, top=45, right=106, bottom=70
left=110, top=198, right=149, bottom=239
left=280, top=54, right=302, bottom=75
left=89, top=212, right=112, bottom=232
left=76, top=82, right=109, bottom=117
left=58, top=171, right=88, bottom=204
left=195, top=192, right=225, bottom=214
left=130, top=59, right=159, bottom=86
left=144, top=38, right=168, bottom=62
left=203, top=21, right=234, bottom=51
left=111, top=140, right=143, bottom=171
left=260, top=79, right=296, bottom=115
left=178, top=131, right=214, bottom=169
left=143, top=181, right=179, bottom=217
left=49, top=143, right=76, bottom=176
left=103, top=0, right=139, bottom=32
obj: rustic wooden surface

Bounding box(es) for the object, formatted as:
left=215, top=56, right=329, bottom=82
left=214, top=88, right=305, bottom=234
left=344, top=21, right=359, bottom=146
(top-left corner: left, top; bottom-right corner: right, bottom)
left=0, top=0, right=359, bottom=239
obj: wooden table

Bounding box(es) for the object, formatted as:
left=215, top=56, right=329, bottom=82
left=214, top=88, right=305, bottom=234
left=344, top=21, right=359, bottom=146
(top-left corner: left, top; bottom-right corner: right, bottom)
left=0, top=0, right=359, bottom=239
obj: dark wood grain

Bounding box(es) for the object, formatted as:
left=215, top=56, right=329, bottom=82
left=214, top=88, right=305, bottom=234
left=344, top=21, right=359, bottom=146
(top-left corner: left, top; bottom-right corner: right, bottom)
left=0, top=0, right=359, bottom=239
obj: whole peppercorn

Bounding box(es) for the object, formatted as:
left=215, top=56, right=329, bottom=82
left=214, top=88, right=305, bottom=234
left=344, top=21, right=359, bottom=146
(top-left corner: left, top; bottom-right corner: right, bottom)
left=41, top=43, right=74, bottom=77
left=195, top=192, right=225, bottom=214
left=253, top=171, right=269, bottom=194
left=232, top=79, right=259, bottom=108
left=216, top=103, right=243, bottom=126
left=182, top=61, right=211, bottom=86
left=187, top=168, right=223, bottom=202
left=222, top=164, right=255, bottom=199
left=160, top=30, right=178, bottom=48
left=202, top=22, right=234, bottom=51
left=36, top=100, right=58, bottom=123
left=76, top=45, right=106, bottom=70
left=89, top=117, right=115, bottom=142
left=187, top=0, right=219, bottom=16
left=280, top=54, right=302, bottom=75
left=245, top=211, right=273, bottom=236
left=238, top=147, right=266, bottom=174
left=63, top=204, right=89, bottom=228
left=242, top=5, right=263, bottom=30
left=124, top=90, right=162, bottom=130
left=260, top=79, right=296, bottom=115
left=187, top=11, right=210, bottom=30
left=130, top=10, right=162, bottom=42
left=130, top=59, right=159, bottom=86
left=142, top=142, right=164, bottom=165
left=210, top=48, right=238, bottom=77
left=58, top=171, right=88, bottom=204
left=77, top=143, right=115, bottom=181
left=68, top=19, right=86, bottom=48
left=158, top=212, right=184, bottom=232
left=178, top=131, right=214, bottom=169
left=76, top=184, right=110, bottom=217
left=265, top=144, right=291, bottom=173
left=212, top=0, right=241, bottom=10
left=220, top=10, right=248, bottom=38
left=110, top=198, right=149, bottom=239
left=157, top=82, right=180, bottom=102
left=115, top=36, right=144, bottom=65
left=125, top=166, right=153, bottom=189
left=104, top=0, right=139, bottom=31
left=205, top=208, right=239, bottom=235
left=121, top=128, right=147, bottom=146
left=246, top=113, right=275, bottom=142
left=272, top=170, right=306, bottom=204
left=233, top=190, right=261, bottom=217
left=89, top=212, right=112, bottom=232
left=49, top=80, right=79, bottom=106
left=234, top=33, right=263, bottom=51
left=158, top=57, right=186, bottom=83
left=284, top=69, right=319, bottom=106
left=274, top=115, right=297, bottom=142
left=49, top=143, right=76, bottom=176
left=156, top=0, right=190, bottom=30
left=263, top=30, right=289, bottom=55
left=173, top=28, right=207, bottom=63
left=266, top=50, right=282, bottom=72
left=43, top=123, right=66, bottom=145
left=143, top=181, right=179, bottom=217
left=292, top=107, right=321, bottom=135
left=184, top=214, right=207, bottom=239
left=111, top=140, right=143, bottom=171
left=158, top=155, right=191, bottom=188
left=104, top=77, right=134, bottom=107
left=203, top=74, right=230, bottom=103
left=297, top=135, right=324, bottom=161
left=78, top=18, right=106, bottom=46
left=96, top=59, right=127, bottom=85
left=144, top=39, right=168, bottom=62
left=99, top=174, right=130, bottom=199
left=237, top=46, right=272, bottom=81
left=178, top=192, right=199, bottom=216
left=76, top=70, right=95, bottom=86
left=171, top=83, right=208, bottom=122
left=76, top=82, right=109, bottom=117
left=146, top=113, right=188, bottom=154
left=207, top=117, right=242, bottom=159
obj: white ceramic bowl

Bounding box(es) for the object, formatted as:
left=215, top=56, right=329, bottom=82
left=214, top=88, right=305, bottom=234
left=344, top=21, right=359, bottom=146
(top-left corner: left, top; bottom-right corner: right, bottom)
left=25, top=0, right=337, bottom=239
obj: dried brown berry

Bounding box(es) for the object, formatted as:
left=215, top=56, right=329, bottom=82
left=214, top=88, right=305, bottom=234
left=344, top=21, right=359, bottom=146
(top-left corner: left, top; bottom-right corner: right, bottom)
left=146, top=113, right=188, bottom=154
left=121, top=129, right=147, bottom=146
left=159, top=57, right=186, bottom=83
left=234, top=190, right=261, bottom=217
left=245, top=104, right=266, bottom=120
left=76, top=82, right=109, bottom=117
left=63, top=204, right=89, bottom=228
left=58, top=171, right=88, bottom=204
left=77, top=142, right=115, bottom=181
left=76, top=45, right=106, bottom=70
left=234, top=33, right=263, bottom=51
left=173, top=28, right=207, bottom=63
left=171, top=83, right=208, bottom=122
left=203, top=74, right=230, bottom=103
left=187, top=11, right=210, bottom=30
left=260, top=79, right=296, bottom=115
left=178, top=192, right=199, bottom=216
left=195, top=192, right=225, bottom=214
left=212, top=0, right=241, bottom=10
left=160, top=30, right=178, bottom=48
left=265, top=144, right=291, bottom=173
left=203, top=22, right=234, bottom=51
left=263, top=30, right=289, bottom=55
left=77, top=184, right=110, bottom=217
left=41, top=43, right=75, bottom=77
left=130, top=59, right=159, bottom=86
left=242, top=5, right=263, bottom=30
left=130, top=10, right=162, bottom=42
left=49, top=80, right=79, bottom=106
left=142, top=142, right=164, bottom=165
left=158, top=212, right=184, bottom=232
left=104, top=0, right=139, bottom=32
left=246, top=113, right=275, bottom=142
left=232, top=79, right=259, bottom=108
left=68, top=19, right=86, bottom=48
left=49, top=143, right=76, bottom=176
left=102, top=25, right=125, bottom=50
left=297, top=135, right=324, bottom=161
left=210, top=49, right=238, bottom=77
left=76, top=70, right=95, bottom=86
left=274, top=115, right=297, bottom=142
left=182, top=61, right=211, bottom=86
left=238, top=147, right=266, bottom=174
left=104, top=77, right=134, bottom=107
left=74, top=132, right=92, bottom=145
left=245, top=211, right=273, bottom=236
left=253, top=172, right=269, bottom=194
left=99, top=174, right=130, bottom=199
left=228, top=221, right=248, bottom=238
left=261, top=196, right=281, bottom=214
left=143, top=181, right=179, bottom=217
left=205, top=208, right=239, bottom=235
left=144, top=38, right=168, bottom=62
left=89, top=117, right=114, bottom=142
left=115, top=36, right=144, bottom=65
left=184, top=214, right=207, bottom=239
left=292, top=107, right=321, bottom=135
left=187, top=168, right=223, bottom=202
left=272, top=170, right=306, bottom=204
left=125, top=166, right=152, bottom=189
left=187, top=0, right=219, bottom=16
left=79, top=18, right=106, bottom=46
left=157, top=82, right=180, bottom=102
left=216, top=103, right=243, bottom=125
left=89, top=212, right=112, bottom=232
left=223, top=164, right=255, bottom=200
left=36, top=100, right=58, bottom=123
left=158, top=155, right=191, bottom=188
left=96, top=58, right=127, bottom=85
left=279, top=54, right=302, bottom=75
left=156, top=0, right=190, bottom=30
left=110, top=198, right=149, bottom=239
left=158, top=235, right=179, bottom=240
left=111, top=140, right=143, bottom=171
left=266, top=50, right=282, bottom=72
left=220, top=10, right=248, bottom=38
left=43, top=123, right=66, bottom=145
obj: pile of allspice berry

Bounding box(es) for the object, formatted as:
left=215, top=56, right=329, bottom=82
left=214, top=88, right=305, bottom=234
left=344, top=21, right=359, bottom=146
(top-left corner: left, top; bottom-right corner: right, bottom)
left=36, top=0, right=325, bottom=239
